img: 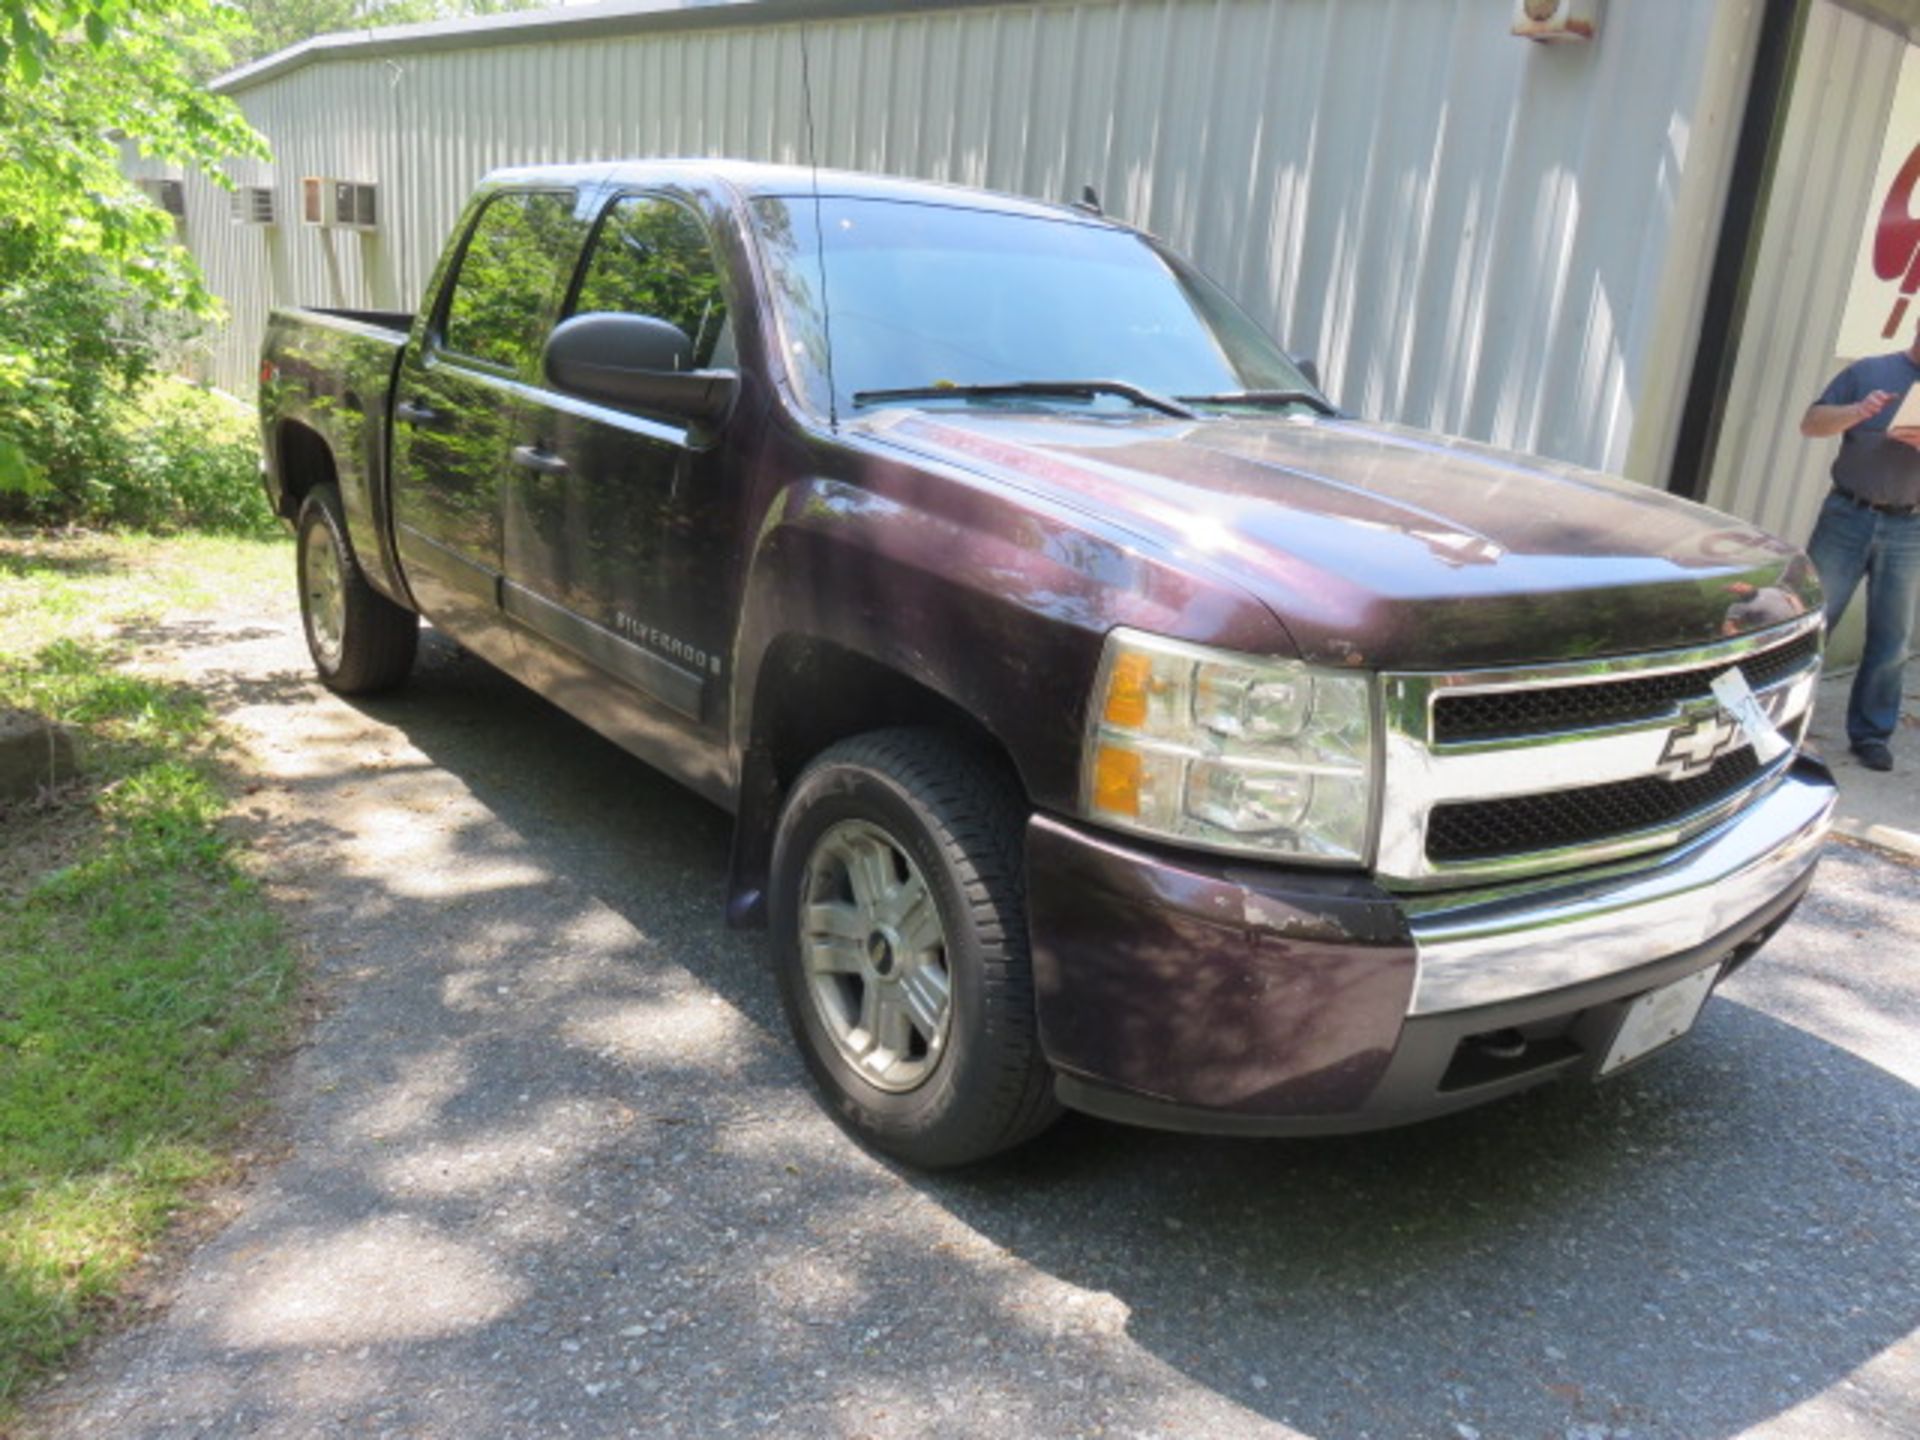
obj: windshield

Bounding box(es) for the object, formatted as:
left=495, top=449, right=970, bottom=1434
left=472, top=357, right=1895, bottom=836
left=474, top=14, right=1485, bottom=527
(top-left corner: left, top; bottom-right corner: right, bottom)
left=750, top=196, right=1317, bottom=418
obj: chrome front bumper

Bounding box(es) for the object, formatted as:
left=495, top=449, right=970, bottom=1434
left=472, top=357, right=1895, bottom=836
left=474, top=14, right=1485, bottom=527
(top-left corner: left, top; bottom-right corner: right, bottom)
left=1404, top=762, right=1836, bottom=1015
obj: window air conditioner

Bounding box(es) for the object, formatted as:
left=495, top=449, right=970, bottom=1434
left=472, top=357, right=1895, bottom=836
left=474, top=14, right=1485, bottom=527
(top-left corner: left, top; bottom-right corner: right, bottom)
left=231, top=186, right=277, bottom=226
left=301, top=177, right=378, bottom=230
left=139, top=178, right=187, bottom=219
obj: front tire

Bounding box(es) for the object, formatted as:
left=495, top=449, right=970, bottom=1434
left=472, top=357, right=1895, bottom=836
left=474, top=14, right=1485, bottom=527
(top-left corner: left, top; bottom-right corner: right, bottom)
left=770, top=729, right=1060, bottom=1168
left=296, top=483, right=418, bottom=695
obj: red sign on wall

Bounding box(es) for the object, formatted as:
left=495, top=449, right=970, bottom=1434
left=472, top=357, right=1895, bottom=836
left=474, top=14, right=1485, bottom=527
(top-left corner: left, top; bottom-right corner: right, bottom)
left=1872, top=142, right=1920, bottom=339
left=1837, top=47, right=1920, bottom=358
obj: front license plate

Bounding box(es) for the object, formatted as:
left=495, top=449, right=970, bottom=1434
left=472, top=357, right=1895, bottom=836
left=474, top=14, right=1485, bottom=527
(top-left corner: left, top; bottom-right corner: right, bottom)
left=1599, top=967, right=1719, bottom=1075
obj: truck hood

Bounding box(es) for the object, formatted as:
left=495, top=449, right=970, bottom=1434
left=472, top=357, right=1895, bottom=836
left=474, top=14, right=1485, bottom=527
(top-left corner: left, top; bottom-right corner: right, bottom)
left=860, top=409, right=1820, bottom=670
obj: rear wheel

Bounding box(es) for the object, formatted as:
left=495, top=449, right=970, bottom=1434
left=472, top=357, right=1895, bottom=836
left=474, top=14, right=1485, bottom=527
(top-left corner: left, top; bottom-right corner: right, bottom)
left=296, top=483, right=418, bottom=694
left=770, top=729, right=1060, bottom=1168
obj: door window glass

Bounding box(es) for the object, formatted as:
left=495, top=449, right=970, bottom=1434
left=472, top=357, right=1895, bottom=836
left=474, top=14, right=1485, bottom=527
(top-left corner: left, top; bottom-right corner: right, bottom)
left=570, top=196, right=732, bottom=368
left=442, top=190, right=579, bottom=371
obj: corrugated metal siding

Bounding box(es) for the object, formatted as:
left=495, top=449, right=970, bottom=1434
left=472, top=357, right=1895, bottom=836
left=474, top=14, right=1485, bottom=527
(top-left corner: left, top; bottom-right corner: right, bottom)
left=163, top=0, right=1758, bottom=490
left=1705, top=0, right=1908, bottom=542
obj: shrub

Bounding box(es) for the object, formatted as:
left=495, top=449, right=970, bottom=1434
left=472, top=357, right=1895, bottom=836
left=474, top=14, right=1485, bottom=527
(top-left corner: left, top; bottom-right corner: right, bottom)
left=99, top=380, right=275, bottom=537
left=0, top=267, right=159, bottom=514
left=1, top=375, right=273, bottom=537
left=0, top=263, right=273, bottom=537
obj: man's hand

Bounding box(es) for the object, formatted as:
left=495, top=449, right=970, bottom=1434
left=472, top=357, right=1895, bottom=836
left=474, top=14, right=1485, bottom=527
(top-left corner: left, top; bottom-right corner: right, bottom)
left=1801, top=389, right=1898, bottom=438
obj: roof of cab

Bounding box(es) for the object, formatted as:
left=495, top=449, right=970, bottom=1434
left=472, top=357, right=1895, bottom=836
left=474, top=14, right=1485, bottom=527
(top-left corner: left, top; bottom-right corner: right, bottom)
left=478, top=159, right=1110, bottom=227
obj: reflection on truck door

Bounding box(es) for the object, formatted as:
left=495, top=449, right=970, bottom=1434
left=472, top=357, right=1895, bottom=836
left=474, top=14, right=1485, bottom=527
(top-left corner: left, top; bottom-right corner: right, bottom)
left=390, top=188, right=578, bottom=667
left=503, top=192, right=739, bottom=728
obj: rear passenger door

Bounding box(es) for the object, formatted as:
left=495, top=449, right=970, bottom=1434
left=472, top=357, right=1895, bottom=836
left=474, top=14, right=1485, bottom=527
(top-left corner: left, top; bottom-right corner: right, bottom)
left=390, top=187, right=581, bottom=664
left=503, top=192, right=742, bottom=733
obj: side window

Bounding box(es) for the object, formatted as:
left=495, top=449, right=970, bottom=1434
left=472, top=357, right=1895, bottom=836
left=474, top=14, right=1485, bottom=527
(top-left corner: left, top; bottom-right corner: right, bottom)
left=569, top=196, right=732, bottom=368
left=442, top=189, right=579, bottom=371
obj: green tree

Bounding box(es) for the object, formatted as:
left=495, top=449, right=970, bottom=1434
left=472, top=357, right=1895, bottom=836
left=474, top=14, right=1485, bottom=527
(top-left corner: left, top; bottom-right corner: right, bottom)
left=0, top=0, right=265, bottom=493
left=0, top=0, right=126, bottom=80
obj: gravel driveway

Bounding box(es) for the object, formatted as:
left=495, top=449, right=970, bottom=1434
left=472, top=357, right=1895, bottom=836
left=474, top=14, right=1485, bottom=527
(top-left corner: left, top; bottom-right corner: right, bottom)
left=18, top=603, right=1920, bottom=1440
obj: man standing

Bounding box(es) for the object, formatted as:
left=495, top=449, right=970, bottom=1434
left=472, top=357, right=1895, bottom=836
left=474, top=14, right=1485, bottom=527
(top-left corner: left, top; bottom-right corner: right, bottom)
left=1798, top=336, right=1920, bottom=772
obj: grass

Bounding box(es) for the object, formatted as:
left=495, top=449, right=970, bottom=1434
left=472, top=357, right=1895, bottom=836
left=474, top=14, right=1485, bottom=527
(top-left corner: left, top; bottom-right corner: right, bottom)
left=0, top=531, right=289, bottom=654
left=0, top=529, right=298, bottom=1410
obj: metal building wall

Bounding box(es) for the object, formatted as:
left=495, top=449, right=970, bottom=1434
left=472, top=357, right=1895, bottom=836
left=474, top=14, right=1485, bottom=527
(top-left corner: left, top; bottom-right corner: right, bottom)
left=1705, top=1, right=1908, bottom=542
left=155, top=0, right=1761, bottom=490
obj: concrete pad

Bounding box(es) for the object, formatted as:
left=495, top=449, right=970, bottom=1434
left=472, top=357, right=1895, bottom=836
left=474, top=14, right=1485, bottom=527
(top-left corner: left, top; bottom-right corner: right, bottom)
left=1806, top=661, right=1920, bottom=858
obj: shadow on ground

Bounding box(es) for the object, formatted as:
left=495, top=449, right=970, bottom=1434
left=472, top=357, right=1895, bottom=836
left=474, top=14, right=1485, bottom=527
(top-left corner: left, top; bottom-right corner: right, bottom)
left=38, top=623, right=1919, bottom=1439
left=0, top=546, right=116, bottom=582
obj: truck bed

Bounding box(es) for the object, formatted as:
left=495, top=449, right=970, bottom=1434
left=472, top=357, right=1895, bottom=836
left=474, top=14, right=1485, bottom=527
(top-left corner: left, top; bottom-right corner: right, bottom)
left=260, top=306, right=414, bottom=602
left=300, top=306, right=414, bottom=337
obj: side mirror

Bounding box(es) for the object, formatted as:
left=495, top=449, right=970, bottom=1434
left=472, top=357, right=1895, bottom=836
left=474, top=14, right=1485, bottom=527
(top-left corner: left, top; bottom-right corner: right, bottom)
left=544, top=312, right=737, bottom=425
left=1292, top=355, right=1321, bottom=391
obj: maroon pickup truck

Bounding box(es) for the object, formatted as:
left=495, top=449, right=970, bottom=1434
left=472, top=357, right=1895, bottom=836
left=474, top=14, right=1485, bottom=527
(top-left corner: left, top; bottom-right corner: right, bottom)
left=260, top=161, right=1836, bottom=1166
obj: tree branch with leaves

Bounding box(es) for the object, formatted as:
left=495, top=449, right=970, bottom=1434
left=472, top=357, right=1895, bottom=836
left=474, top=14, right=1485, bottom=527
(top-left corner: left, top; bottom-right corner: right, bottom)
left=1, top=0, right=266, bottom=495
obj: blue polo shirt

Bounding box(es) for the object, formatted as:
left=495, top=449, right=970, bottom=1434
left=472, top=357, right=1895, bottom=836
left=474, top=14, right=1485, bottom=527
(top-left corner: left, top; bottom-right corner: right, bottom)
left=1815, top=349, right=1920, bottom=506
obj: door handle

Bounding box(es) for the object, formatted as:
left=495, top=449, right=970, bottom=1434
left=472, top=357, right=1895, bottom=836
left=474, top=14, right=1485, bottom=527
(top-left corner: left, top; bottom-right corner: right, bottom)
left=394, top=399, right=441, bottom=427
left=511, top=444, right=570, bottom=478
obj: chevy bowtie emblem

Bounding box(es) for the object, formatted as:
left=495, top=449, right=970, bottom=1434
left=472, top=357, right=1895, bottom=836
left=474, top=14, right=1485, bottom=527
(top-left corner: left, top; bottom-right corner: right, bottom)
left=1657, top=709, right=1741, bottom=780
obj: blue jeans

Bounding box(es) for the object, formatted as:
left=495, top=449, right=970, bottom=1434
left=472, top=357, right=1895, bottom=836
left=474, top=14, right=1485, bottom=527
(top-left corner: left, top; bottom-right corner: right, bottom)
left=1804, top=490, right=1920, bottom=748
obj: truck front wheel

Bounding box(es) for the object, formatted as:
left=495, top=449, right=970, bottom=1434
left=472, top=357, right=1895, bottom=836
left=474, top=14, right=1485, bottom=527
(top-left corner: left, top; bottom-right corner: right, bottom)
left=296, top=483, right=418, bottom=695
left=769, top=729, right=1060, bottom=1167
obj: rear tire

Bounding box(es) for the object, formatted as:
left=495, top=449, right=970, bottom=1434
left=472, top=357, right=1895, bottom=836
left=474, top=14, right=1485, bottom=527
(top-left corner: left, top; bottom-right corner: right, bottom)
left=296, top=483, right=418, bottom=695
left=770, top=729, right=1060, bottom=1168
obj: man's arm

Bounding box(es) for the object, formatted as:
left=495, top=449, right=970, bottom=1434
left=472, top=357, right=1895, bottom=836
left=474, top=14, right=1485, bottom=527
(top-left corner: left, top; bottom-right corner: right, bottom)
left=1800, top=389, right=1894, bottom=437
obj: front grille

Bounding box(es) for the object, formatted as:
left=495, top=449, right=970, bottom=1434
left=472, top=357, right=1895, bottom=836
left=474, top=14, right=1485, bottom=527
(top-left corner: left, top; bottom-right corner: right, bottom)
left=1380, top=617, right=1821, bottom=884
left=1432, top=630, right=1820, bottom=743
left=1426, top=746, right=1763, bottom=863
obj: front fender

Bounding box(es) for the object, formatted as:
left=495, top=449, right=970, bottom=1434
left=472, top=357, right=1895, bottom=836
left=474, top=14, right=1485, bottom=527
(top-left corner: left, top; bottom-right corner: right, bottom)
left=730, top=467, right=1292, bottom=815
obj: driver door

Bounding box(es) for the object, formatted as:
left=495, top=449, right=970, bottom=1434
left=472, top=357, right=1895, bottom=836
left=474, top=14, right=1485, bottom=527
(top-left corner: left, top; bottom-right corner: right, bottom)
left=502, top=192, right=741, bottom=743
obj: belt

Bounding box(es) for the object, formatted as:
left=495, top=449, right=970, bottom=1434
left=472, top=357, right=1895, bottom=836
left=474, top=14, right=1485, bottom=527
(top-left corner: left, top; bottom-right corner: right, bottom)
left=1834, top=487, right=1920, bottom=517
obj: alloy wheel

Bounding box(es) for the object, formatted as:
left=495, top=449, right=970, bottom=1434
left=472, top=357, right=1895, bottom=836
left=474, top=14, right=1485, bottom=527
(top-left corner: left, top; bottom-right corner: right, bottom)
left=799, top=818, right=953, bottom=1093
left=302, top=520, right=346, bottom=669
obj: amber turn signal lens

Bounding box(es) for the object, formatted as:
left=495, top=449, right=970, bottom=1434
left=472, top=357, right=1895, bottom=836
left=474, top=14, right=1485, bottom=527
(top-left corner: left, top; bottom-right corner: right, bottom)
left=1091, top=744, right=1143, bottom=816
left=1103, top=652, right=1153, bottom=728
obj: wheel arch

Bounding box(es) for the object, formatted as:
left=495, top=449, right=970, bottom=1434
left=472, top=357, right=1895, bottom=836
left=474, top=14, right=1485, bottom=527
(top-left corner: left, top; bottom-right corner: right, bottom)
left=725, top=635, right=1027, bottom=929
left=273, top=420, right=337, bottom=521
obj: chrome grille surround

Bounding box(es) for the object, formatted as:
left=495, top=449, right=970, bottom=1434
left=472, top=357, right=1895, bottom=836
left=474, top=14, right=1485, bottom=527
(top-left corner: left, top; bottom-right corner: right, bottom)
left=1376, top=614, right=1824, bottom=889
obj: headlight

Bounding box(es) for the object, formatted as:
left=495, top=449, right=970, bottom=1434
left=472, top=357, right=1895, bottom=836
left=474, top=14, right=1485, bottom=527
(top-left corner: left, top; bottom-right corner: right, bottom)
left=1080, top=628, right=1375, bottom=862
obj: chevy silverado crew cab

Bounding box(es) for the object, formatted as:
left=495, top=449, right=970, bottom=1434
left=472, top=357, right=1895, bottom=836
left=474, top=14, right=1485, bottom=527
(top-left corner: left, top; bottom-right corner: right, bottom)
left=261, top=161, right=1837, bottom=1167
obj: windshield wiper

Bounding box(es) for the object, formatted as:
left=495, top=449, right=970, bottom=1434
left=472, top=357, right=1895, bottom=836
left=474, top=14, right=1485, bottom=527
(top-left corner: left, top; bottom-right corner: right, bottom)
left=1176, top=388, right=1338, bottom=417
left=851, top=380, right=1197, bottom=420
